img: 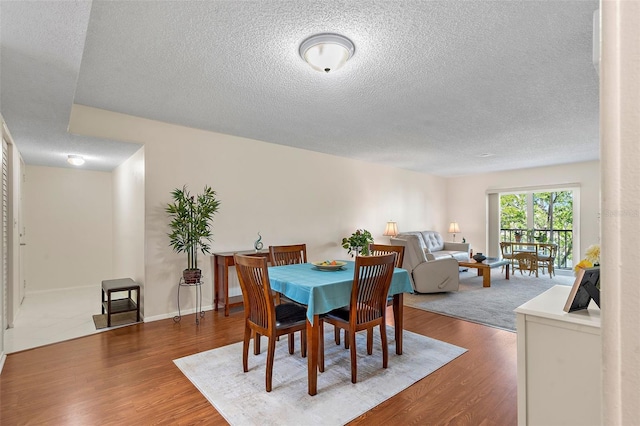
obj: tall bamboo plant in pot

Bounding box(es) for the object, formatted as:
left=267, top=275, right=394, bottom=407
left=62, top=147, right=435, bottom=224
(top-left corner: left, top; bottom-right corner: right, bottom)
left=166, top=185, right=221, bottom=283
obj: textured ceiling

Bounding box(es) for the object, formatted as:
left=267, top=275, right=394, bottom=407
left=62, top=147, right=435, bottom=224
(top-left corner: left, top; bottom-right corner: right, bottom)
left=1, top=1, right=599, bottom=176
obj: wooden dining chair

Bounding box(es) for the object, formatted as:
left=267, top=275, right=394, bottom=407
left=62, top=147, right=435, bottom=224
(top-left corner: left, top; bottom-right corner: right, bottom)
left=537, top=243, right=558, bottom=277
left=333, top=244, right=405, bottom=348
left=500, top=242, right=515, bottom=273
left=320, top=253, right=397, bottom=383
left=269, top=244, right=307, bottom=266
left=349, top=243, right=405, bottom=349
left=369, top=243, right=405, bottom=268
left=234, top=254, right=307, bottom=392
left=513, top=252, right=539, bottom=277
left=269, top=244, right=307, bottom=304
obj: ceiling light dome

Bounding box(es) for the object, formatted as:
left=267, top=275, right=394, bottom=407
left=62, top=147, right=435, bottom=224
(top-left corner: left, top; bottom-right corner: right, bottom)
left=67, top=154, right=85, bottom=166
left=299, top=33, right=355, bottom=73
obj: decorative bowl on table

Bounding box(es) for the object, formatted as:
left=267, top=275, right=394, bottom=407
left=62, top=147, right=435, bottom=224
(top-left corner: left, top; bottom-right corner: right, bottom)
left=472, top=253, right=487, bottom=263
left=312, top=260, right=347, bottom=271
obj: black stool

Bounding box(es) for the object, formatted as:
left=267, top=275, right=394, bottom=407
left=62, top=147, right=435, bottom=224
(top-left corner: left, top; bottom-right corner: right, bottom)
left=101, top=278, right=140, bottom=327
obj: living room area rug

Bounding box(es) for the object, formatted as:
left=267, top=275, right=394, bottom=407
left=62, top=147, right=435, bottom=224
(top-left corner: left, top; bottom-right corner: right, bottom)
left=404, top=269, right=574, bottom=331
left=174, top=326, right=466, bottom=426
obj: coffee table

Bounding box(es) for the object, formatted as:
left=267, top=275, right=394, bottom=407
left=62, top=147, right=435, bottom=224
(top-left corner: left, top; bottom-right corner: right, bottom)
left=458, top=257, right=510, bottom=287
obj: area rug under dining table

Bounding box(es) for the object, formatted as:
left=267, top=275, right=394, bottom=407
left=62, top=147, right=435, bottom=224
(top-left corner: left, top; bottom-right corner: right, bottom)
left=174, top=325, right=466, bottom=426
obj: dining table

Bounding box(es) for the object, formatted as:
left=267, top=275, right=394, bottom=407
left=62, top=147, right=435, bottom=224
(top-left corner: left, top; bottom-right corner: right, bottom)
left=268, top=260, right=413, bottom=396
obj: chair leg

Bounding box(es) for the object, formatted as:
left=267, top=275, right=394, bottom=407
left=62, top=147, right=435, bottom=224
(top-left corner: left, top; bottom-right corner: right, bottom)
left=288, top=332, right=295, bottom=354
left=301, top=329, right=307, bottom=358
left=243, top=325, right=251, bottom=372
left=349, top=330, right=358, bottom=384
left=366, top=327, right=373, bottom=355
left=254, top=332, right=262, bottom=355
left=380, top=322, right=388, bottom=369
left=265, top=336, right=276, bottom=392
left=334, top=326, right=340, bottom=345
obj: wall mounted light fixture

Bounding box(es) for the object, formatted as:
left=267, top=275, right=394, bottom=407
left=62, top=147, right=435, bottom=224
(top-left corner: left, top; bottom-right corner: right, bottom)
left=299, top=33, right=355, bottom=73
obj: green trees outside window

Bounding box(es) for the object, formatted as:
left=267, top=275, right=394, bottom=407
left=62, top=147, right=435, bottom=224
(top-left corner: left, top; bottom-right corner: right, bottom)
left=500, top=190, right=574, bottom=268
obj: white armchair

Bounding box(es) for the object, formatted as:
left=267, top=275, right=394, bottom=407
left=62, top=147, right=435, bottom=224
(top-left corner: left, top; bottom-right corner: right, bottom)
left=391, top=233, right=460, bottom=293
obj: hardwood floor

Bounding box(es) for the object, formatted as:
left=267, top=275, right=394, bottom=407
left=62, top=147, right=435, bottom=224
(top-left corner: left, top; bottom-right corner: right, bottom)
left=0, top=307, right=517, bottom=425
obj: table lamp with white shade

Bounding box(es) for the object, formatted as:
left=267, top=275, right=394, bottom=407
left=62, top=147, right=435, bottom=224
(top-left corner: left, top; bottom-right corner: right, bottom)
left=448, top=221, right=461, bottom=242
left=383, top=221, right=398, bottom=238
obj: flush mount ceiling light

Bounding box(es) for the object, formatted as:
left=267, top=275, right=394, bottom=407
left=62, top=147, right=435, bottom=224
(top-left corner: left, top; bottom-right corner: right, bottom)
left=299, top=33, right=355, bottom=73
left=67, top=154, right=85, bottom=166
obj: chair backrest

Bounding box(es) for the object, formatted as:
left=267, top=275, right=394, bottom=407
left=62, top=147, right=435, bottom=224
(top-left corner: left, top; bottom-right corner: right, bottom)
left=350, top=253, right=397, bottom=326
left=514, top=252, right=538, bottom=271
left=500, top=242, right=513, bottom=256
left=269, top=244, right=307, bottom=266
left=369, top=243, right=405, bottom=268
left=538, top=243, right=558, bottom=257
left=234, top=254, right=275, bottom=331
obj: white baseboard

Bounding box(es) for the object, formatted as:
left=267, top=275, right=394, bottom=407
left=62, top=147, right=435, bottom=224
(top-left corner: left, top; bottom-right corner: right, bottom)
left=144, top=304, right=214, bottom=323
left=26, top=284, right=97, bottom=295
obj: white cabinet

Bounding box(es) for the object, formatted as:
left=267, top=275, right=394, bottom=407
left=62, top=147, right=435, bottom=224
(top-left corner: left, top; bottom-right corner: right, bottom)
left=515, top=285, right=601, bottom=426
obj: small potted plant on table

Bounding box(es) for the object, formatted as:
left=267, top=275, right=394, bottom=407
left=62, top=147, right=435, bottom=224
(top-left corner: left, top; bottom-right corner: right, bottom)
left=166, top=185, right=221, bottom=283
left=341, top=229, right=374, bottom=257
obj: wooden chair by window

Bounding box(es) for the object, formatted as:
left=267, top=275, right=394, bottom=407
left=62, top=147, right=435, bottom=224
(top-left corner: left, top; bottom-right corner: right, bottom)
left=537, top=243, right=558, bottom=277
left=234, top=254, right=307, bottom=392
left=268, top=244, right=307, bottom=304
left=513, top=252, right=539, bottom=277
left=320, top=253, right=397, bottom=383
left=499, top=242, right=515, bottom=273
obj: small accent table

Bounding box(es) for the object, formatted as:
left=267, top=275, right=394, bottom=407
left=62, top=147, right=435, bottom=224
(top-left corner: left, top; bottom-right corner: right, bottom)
left=212, top=249, right=271, bottom=316
left=173, top=277, right=205, bottom=324
left=101, top=278, right=140, bottom=327
left=458, top=257, right=510, bottom=287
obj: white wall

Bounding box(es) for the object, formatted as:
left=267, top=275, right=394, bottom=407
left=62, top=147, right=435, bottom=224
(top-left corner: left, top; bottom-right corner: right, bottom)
left=601, top=1, right=640, bottom=423
left=446, top=160, right=600, bottom=258
left=69, top=104, right=448, bottom=320
left=24, top=165, right=113, bottom=292
left=112, top=147, right=145, bottom=312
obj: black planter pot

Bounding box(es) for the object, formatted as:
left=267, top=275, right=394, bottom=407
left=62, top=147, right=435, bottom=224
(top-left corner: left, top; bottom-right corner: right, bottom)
left=183, top=268, right=202, bottom=284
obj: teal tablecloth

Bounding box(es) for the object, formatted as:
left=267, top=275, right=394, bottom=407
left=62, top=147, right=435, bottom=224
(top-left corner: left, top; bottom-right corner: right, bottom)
left=268, top=261, right=413, bottom=322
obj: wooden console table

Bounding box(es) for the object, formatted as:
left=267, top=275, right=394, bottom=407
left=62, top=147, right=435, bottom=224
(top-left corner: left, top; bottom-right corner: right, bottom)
left=212, top=249, right=271, bottom=316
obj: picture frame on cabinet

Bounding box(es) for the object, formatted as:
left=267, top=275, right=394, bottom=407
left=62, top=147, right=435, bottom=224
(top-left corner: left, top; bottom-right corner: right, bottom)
left=563, top=267, right=601, bottom=313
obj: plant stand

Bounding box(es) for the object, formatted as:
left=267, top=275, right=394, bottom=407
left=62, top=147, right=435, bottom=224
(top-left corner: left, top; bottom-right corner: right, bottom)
left=173, top=277, right=205, bottom=324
